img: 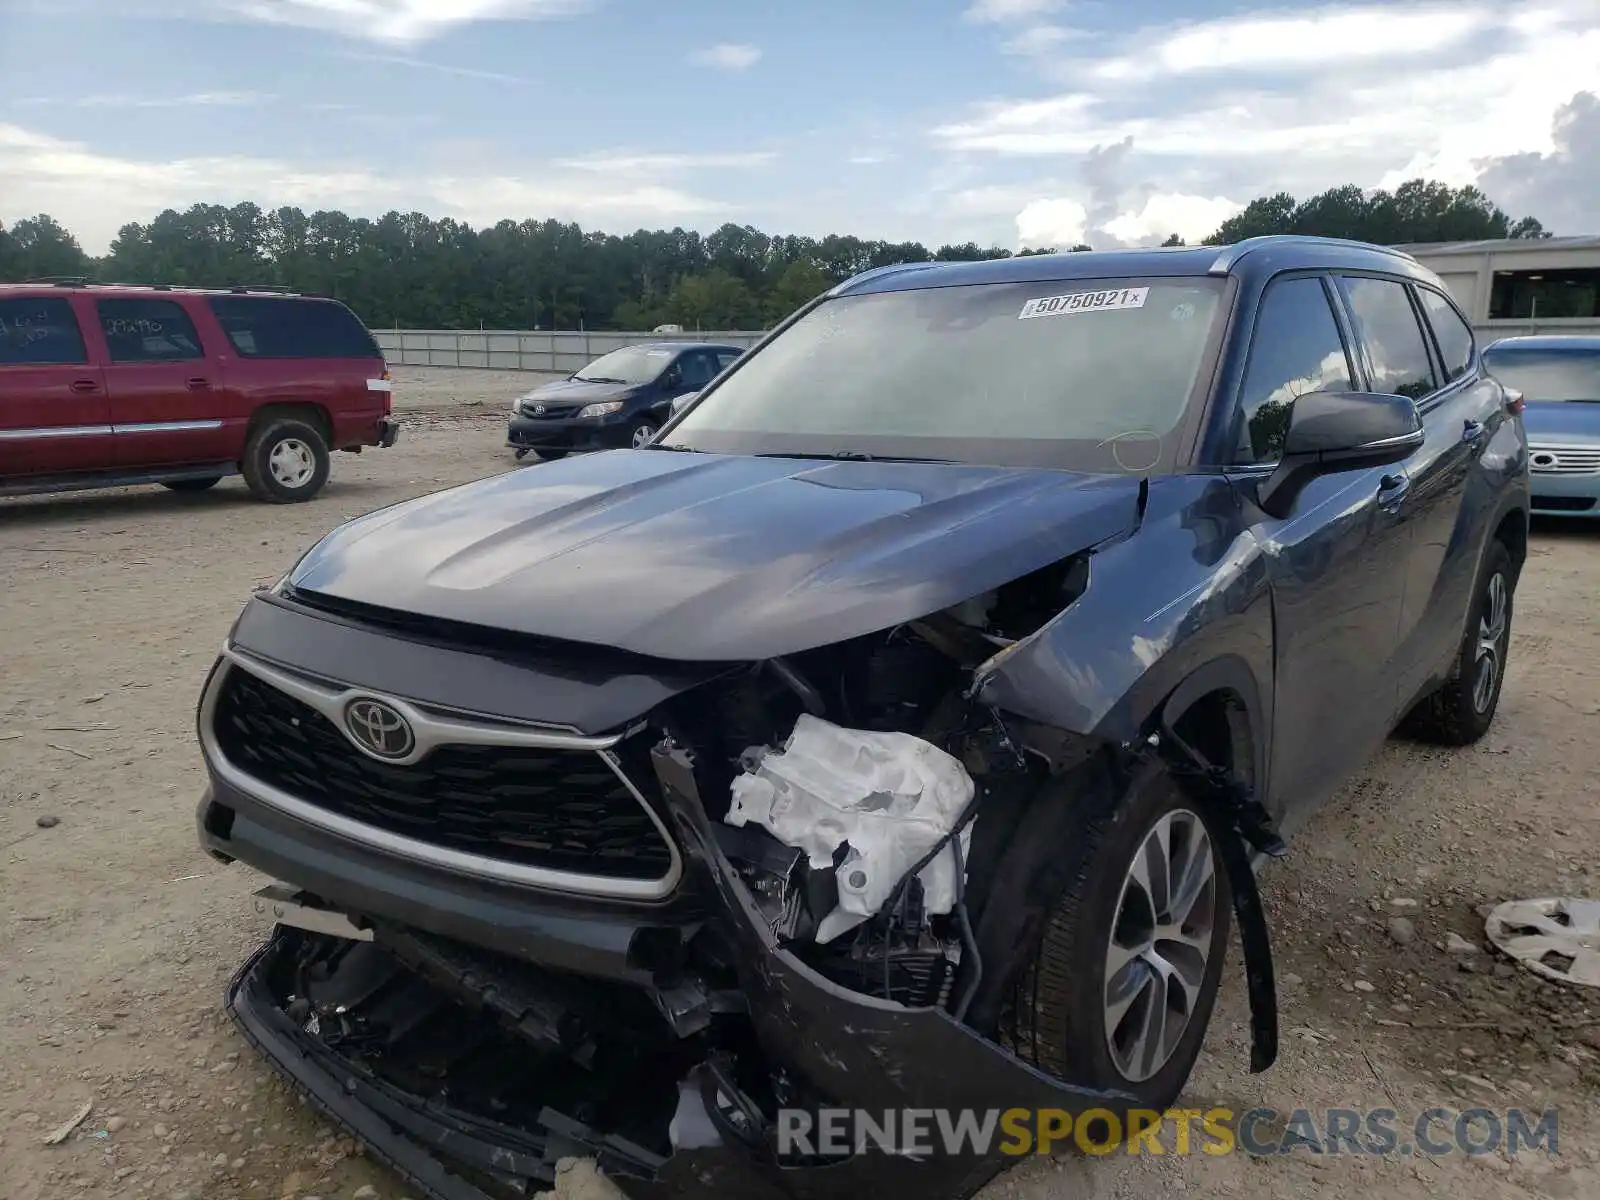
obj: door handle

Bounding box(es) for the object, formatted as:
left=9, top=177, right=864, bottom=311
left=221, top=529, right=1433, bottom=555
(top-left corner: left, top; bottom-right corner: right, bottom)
left=1462, top=419, right=1485, bottom=443
left=1377, top=473, right=1410, bottom=511
left=186, top=377, right=211, bottom=391
left=70, top=379, right=100, bottom=394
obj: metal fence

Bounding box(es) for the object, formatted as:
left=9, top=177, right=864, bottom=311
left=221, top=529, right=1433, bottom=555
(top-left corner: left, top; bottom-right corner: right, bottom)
left=373, top=329, right=767, bottom=374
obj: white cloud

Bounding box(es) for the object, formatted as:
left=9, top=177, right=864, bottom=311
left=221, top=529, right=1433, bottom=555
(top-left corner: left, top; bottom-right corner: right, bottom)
left=1100, top=193, right=1243, bottom=244
left=1475, top=91, right=1600, bottom=234
left=18, top=91, right=273, bottom=109
left=336, top=50, right=525, bottom=82
left=690, top=42, right=762, bottom=72
left=553, top=150, right=775, bottom=173
left=1001, top=25, right=1083, bottom=56
left=0, top=123, right=731, bottom=253
left=1092, top=3, right=1491, bottom=81
left=1015, top=197, right=1088, bottom=249
left=963, top=0, right=1062, bottom=23
left=224, top=0, right=594, bottom=44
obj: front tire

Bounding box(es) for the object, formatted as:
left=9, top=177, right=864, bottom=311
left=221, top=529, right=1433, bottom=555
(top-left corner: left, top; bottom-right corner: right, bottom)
left=982, top=757, right=1231, bottom=1111
left=242, top=419, right=330, bottom=504
left=1402, top=538, right=1514, bottom=745
left=628, top=419, right=660, bottom=448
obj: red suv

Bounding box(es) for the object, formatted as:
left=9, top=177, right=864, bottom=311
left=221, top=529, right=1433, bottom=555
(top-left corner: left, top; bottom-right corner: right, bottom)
left=0, top=282, right=400, bottom=503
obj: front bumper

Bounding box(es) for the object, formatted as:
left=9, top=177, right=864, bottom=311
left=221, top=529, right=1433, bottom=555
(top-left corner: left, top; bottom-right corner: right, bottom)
left=507, top=412, right=634, bottom=454
left=1529, top=468, right=1600, bottom=516
left=217, top=743, right=1130, bottom=1200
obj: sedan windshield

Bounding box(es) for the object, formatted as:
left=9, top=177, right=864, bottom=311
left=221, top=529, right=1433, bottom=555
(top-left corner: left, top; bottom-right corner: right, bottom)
left=659, top=277, right=1227, bottom=472
left=574, top=345, right=675, bottom=385
left=1483, top=350, right=1600, bottom=402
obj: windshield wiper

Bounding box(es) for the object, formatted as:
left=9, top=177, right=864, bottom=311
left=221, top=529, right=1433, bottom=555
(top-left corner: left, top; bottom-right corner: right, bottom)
left=650, top=442, right=705, bottom=453
left=575, top=375, right=627, bottom=384
left=752, top=450, right=956, bottom=463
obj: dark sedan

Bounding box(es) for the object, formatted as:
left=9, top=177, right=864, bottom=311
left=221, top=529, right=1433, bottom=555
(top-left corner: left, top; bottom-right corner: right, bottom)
left=506, top=341, right=743, bottom=459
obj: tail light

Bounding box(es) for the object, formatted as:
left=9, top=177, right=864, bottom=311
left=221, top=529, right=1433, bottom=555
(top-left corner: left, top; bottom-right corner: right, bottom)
left=1504, top=387, right=1525, bottom=416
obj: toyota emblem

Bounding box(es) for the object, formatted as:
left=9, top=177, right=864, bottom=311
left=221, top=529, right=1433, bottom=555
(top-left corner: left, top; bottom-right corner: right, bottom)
left=344, top=698, right=415, bottom=760
left=1531, top=451, right=1559, bottom=469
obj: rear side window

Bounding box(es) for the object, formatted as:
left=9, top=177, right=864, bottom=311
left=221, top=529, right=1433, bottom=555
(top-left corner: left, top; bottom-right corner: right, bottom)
left=1418, top=288, right=1474, bottom=383
left=1341, top=277, right=1437, bottom=400
left=1234, top=277, right=1353, bottom=464
left=206, top=296, right=380, bottom=359
left=715, top=350, right=742, bottom=372
left=676, top=351, right=719, bottom=389
left=0, top=297, right=87, bottom=366
left=97, top=298, right=204, bottom=363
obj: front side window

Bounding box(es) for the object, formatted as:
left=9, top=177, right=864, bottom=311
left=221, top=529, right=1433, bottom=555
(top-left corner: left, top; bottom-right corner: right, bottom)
left=661, top=277, right=1228, bottom=472
left=0, top=297, right=87, bottom=366
left=1234, top=277, right=1353, bottom=464
left=1418, top=288, right=1474, bottom=383
left=1341, top=277, right=1436, bottom=400
left=1483, top=349, right=1600, bottom=402
left=676, top=351, right=718, bottom=389
left=574, top=345, right=675, bottom=385
left=96, top=299, right=204, bottom=363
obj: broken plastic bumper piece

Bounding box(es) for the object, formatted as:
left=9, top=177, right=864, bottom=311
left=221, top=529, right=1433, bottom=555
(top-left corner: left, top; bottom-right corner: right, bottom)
left=223, top=742, right=1129, bottom=1200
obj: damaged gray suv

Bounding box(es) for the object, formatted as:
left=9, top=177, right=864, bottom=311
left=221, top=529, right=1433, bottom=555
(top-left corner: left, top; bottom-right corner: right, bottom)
left=196, top=236, right=1530, bottom=1200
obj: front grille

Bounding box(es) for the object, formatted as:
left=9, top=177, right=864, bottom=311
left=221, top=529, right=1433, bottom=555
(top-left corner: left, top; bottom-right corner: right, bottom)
left=212, top=667, right=673, bottom=881
left=518, top=401, right=582, bottom=419
left=1529, top=444, right=1600, bottom=475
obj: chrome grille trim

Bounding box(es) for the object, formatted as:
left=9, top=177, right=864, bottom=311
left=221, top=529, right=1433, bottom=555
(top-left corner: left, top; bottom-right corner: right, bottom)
left=1529, top=444, right=1600, bottom=475
left=199, top=646, right=682, bottom=899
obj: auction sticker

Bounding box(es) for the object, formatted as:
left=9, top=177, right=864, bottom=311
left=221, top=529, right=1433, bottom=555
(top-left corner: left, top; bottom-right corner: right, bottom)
left=1019, top=287, right=1149, bottom=319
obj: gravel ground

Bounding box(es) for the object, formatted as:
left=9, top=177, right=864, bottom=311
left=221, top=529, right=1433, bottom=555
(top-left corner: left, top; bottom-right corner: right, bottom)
left=2, top=366, right=1597, bottom=1200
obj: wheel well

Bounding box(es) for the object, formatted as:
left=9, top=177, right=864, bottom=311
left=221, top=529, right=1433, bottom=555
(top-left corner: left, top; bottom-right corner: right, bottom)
left=248, top=402, right=332, bottom=447
left=1493, top=508, right=1528, bottom=583
left=1169, top=688, right=1256, bottom=791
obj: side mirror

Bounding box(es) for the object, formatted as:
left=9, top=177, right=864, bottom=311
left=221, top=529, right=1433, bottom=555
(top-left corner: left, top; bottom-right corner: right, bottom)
left=1257, top=391, right=1423, bottom=519
left=670, top=391, right=700, bottom=415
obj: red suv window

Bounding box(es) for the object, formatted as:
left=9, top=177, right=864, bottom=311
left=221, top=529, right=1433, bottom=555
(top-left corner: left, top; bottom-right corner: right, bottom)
left=206, top=296, right=380, bottom=359
left=97, top=298, right=205, bottom=362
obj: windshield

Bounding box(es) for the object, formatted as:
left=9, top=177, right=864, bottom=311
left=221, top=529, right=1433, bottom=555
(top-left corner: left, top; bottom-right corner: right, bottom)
left=573, top=345, right=675, bottom=385
left=1483, top=350, right=1600, bottom=402
left=659, top=277, right=1227, bottom=471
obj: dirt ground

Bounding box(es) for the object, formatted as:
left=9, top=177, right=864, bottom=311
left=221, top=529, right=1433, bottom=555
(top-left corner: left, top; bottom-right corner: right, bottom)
left=2, top=365, right=1598, bottom=1200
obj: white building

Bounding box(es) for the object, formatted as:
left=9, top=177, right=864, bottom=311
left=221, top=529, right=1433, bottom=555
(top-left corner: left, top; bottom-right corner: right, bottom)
left=1398, top=235, right=1600, bottom=339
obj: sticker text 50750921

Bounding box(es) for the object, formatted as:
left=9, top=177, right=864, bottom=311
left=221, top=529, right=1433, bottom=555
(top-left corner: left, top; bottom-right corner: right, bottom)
left=1019, top=287, right=1149, bottom=320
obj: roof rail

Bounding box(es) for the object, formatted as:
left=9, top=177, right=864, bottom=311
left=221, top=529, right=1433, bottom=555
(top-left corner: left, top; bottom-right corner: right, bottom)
left=24, top=275, right=94, bottom=287
left=829, top=260, right=944, bottom=297
left=230, top=284, right=293, bottom=294
left=1207, top=235, right=1419, bottom=275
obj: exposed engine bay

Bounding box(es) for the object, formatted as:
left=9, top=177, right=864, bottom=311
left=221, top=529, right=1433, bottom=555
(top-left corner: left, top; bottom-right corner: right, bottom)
left=225, top=552, right=1281, bottom=1200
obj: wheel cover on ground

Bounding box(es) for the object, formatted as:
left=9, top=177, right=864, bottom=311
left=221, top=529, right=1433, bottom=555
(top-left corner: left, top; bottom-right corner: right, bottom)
left=268, top=438, right=316, bottom=489
left=1473, top=571, right=1509, bottom=714
left=1103, top=808, right=1217, bottom=1082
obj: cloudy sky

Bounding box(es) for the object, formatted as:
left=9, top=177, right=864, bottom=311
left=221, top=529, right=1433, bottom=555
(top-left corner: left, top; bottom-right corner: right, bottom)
left=1, top=0, right=1596, bottom=254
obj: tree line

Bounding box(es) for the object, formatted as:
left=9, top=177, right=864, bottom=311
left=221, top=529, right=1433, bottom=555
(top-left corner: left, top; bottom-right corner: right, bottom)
left=0, top=179, right=1547, bottom=331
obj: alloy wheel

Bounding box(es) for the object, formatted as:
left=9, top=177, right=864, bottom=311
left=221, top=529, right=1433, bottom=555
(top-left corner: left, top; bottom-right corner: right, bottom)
left=1103, top=808, right=1218, bottom=1082
left=268, top=438, right=316, bottom=489
left=1473, top=571, right=1509, bottom=714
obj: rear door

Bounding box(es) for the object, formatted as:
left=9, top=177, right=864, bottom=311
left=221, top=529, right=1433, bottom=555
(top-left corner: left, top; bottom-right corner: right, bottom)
left=1228, top=274, right=1415, bottom=830
left=0, top=294, right=112, bottom=479
left=1367, top=280, right=1509, bottom=711
left=93, top=295, right=234, bottom=466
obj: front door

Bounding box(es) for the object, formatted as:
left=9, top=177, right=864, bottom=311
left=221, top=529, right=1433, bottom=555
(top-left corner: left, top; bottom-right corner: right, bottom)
left=0, top=295, right=113, bottom=479
left=1223, top=274, right=1415, bottom=832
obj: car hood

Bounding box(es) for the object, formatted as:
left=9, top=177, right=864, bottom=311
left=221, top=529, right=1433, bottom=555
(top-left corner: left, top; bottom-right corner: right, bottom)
left=1522, top=400, right=1600, bottom=444
left=286, top=450, right=1143, bottom=661
left=521, top=378, right=642, bottom=403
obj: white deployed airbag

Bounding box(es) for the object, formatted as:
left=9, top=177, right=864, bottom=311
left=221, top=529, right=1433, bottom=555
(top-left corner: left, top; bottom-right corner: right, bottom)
left=725, top=713, right=975, bottom=943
